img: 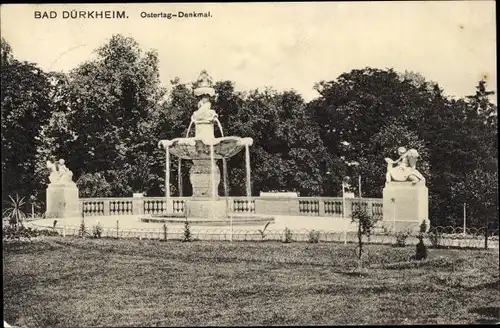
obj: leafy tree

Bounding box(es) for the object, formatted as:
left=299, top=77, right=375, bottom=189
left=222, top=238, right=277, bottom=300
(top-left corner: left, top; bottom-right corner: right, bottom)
left=36, top=34, right=167, bottom=197
left=1, top=38, right=54, bottom=204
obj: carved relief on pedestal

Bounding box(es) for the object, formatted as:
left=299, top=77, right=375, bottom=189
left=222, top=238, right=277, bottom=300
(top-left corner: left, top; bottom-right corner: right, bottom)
left=189, top=160, right=220, bottom=198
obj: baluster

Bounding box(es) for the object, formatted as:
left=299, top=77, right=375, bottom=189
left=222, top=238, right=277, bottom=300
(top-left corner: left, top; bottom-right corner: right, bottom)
left=145, top=200, right=150, bottom=214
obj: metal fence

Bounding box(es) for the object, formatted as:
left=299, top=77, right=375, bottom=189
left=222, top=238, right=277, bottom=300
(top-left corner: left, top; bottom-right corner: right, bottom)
left=24, top=222, right=499, bottom=249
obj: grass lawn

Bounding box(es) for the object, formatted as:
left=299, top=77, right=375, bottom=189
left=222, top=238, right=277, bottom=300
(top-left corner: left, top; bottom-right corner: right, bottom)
left=3, top=237, right=500, bottom=327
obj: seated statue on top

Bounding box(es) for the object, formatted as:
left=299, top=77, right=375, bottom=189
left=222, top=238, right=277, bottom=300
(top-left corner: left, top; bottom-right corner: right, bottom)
left=384, top=147, right=426, bottom=186
left=191, top=70, right=217, bottom=123
left=46, top=157, right=74, bottom=184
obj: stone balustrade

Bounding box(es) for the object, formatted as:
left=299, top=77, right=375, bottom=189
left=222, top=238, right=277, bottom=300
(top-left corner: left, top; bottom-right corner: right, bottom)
left=79, top=196, right=383, bottom=218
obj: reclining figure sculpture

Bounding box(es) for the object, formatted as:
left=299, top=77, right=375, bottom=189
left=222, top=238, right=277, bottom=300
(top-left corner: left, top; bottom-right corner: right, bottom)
left=384, top=147, right=425, bottom=186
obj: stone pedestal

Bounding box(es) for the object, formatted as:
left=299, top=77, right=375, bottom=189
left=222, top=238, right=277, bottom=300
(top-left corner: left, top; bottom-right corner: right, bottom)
left=190, top=159, right=220, bottom=198
left=45, top=182, right=80, bottom=218
left=185, top=199, right=228, bottom=219
left=383, top=182, right=429, bottom=233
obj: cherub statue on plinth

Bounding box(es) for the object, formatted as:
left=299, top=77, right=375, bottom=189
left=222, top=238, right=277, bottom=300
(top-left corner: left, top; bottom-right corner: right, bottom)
left=384, top=147, right=426, bottom=186
left=46, top=157, right=74, bottom=184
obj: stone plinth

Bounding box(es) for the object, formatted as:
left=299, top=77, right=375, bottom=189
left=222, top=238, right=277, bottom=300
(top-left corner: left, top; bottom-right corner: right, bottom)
left=185, top=199, right=228, bottom=218
left=46, top=182, right=80, bottom=218
left=383, top=182, right=429, bottom=233
left=190, top=159, right=220, bottom=198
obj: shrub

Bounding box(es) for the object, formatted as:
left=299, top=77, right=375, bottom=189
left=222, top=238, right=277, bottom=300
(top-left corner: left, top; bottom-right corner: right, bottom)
left=351, top=205, right=380, bottom=268
left=419, top=220, right=428, bottom=233
left=78, top=219, right=88, bottom=238
left=308, top=230, right=320, bottom=243
left=3, top=194, right=27, bottom=229
left=2, top=225, right=59, bottom=241
left=163, top=224, right=168, bottom=240
left=258, top=222, right=271, bottom=241
left=428, top=230, right=442, bottom=248
left=182, top=219, right=192, bottom=242
left=394, top=230, right=410, bottom=247
left=283, top=227, right=293, bottom=243
left=92, top=223, right=103, bottom=239
left=414, top=235, right=428, bottom=260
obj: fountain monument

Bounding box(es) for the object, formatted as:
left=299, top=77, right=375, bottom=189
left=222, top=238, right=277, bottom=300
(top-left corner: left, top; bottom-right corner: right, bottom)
left=158, top=71, right=255, bottom=221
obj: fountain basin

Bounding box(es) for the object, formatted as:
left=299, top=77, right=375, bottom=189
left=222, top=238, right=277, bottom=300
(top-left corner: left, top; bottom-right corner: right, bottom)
left=167, top=136, right=252, bottom=160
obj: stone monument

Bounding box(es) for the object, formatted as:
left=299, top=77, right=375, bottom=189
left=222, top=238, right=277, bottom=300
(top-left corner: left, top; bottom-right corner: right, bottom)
left=382, top=147, right=429, bottom=232
left=45, top=157, right=80, bottom=218
left=158, top=70, right=254, bottom=220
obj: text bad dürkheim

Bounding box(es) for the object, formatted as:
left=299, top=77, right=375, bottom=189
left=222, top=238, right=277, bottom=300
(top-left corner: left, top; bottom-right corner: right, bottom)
left=34, top=10, right=213, bottom=19
left=35, top=10, right=128, bottom=19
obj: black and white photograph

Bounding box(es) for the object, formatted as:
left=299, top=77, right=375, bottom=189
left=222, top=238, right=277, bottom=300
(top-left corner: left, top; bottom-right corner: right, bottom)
left=1, top=2, right=498, bottom=326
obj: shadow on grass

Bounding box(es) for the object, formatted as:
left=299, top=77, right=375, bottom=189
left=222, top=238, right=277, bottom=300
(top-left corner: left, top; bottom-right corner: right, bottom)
left=465, top=280, right=499, bottom=291
left=332, top=270, right=370, bottom=277
left=468, top=306, right=500, bottom=324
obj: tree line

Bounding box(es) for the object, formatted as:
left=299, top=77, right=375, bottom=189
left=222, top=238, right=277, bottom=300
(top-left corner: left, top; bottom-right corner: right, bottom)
left=1, top=35, right=497, bottom=229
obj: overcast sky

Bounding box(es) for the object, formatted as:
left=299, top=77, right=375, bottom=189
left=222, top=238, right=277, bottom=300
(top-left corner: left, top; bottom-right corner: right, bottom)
left=1, top=2, right=496, bottom=102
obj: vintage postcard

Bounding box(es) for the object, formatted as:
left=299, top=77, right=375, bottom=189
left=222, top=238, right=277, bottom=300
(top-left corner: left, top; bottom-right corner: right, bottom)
left=2, top=2, right=498, bottom=327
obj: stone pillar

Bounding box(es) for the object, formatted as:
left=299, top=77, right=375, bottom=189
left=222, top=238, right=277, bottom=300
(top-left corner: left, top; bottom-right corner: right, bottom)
left=383, top=182, right=428, bottom=233
left=189, top=159, right=220, bottom=199
left=46, top=182, right=80, bottom=218
left=132, top=193, right=143, bottom=216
